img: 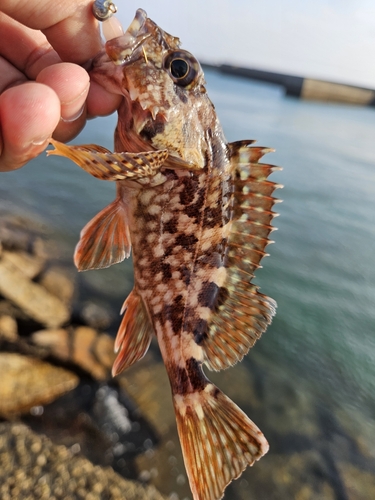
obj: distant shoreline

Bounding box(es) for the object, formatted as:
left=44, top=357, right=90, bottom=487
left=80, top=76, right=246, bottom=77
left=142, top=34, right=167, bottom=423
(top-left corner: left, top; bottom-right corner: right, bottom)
left=202, top=63, right=375, bottom=107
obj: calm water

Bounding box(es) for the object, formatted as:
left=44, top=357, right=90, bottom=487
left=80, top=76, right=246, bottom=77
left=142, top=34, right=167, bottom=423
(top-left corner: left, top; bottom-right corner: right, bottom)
left=1, top=69, right=375, bottom=496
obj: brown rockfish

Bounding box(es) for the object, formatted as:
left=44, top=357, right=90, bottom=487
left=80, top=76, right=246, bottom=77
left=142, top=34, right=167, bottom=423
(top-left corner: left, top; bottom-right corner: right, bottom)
left=48, top=8, right=281, bottom=500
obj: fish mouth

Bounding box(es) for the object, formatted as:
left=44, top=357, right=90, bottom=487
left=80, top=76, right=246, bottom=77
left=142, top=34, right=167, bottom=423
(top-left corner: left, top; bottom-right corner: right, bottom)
left=104, top=9, right=155, bottom=66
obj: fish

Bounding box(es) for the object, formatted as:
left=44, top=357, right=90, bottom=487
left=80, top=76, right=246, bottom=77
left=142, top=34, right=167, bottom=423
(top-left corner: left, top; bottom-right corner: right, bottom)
left=47, top=8, right=282, bottom=500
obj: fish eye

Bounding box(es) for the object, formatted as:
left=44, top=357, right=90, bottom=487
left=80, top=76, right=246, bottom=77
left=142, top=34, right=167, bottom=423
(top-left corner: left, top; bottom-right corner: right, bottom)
left=170, top=59, right=189, bottom=79
left=164, top=50, right=200, bottom=88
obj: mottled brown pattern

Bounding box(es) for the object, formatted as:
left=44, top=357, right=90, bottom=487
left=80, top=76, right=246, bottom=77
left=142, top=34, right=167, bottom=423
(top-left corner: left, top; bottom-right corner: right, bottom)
left=51, top=9, right=279, bottom=500
left=169, top=357, right=208, bottom=394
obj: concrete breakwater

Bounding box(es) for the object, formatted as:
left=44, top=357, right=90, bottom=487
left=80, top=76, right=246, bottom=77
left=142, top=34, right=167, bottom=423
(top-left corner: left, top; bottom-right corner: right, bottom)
left=203, top=63, right=375, bottom=106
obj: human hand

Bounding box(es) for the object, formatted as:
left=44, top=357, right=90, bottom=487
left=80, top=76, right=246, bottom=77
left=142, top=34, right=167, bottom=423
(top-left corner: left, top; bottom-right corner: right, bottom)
left=0, top=0, right=123, bottom=172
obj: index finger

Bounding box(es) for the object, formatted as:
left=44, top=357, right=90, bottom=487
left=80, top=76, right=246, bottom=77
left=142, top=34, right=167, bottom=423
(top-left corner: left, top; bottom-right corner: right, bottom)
left=1, top=0, right=102, bottom=64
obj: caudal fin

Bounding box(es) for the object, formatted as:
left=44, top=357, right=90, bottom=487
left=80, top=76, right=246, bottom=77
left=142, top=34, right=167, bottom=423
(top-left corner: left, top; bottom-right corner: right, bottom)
left=173, top=384, right=268, bottom=500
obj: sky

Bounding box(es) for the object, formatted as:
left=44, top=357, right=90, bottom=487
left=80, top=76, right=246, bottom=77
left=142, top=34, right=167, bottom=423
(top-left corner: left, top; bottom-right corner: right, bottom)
left=115, top=0, right=375, bottom=89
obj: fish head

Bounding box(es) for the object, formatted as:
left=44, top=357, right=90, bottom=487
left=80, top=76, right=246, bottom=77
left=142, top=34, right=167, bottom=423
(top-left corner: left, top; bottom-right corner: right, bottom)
left=91, top=9, right=217, bottom=168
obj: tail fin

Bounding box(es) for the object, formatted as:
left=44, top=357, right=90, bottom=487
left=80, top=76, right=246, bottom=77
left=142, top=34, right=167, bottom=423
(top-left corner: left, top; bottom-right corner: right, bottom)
left=173, top=383, right=268, bottom=500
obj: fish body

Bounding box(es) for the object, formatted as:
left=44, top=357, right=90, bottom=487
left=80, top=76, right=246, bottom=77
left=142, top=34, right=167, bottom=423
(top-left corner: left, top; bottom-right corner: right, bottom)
left=48, top=9, right=281, bottom=500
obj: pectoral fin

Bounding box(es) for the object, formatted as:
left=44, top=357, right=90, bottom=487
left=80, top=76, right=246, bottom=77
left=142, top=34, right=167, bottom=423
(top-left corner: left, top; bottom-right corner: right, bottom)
left=75, top=197, right=131, bottom=271
left=48, top=139, right=169, bottom=181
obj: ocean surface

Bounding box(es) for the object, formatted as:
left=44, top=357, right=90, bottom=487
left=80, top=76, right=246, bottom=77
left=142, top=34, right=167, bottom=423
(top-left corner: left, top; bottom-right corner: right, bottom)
left=1, top=68, right=375, bottom=498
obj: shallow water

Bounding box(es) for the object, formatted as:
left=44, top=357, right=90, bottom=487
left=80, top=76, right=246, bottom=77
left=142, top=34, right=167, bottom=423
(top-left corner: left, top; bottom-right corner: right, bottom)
left=1, top=68, right=375, bottom=498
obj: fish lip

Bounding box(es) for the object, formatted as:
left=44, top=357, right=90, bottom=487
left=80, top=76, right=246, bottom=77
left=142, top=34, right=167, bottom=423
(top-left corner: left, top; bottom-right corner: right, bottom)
left=104, top=9, right=155, bottom=66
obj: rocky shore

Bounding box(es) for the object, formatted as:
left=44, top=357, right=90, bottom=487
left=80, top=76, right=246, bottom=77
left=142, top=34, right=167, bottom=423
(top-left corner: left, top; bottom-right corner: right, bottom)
left=1, top=212, right=374, bottom=500
left=0, top=213, right=166, bottom=500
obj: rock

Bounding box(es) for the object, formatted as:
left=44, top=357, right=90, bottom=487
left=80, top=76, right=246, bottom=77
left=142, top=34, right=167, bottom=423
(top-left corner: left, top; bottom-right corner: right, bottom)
left=31, top=328, right=71, bottom=360
left=0, top=353, right=79, bottom=417
left=118, top=355, right=175, bottom=437
left=32, top=236, right=49, bottom=259
left=337, top=462, right=375, bottom=500
left=0, top=315, right=18, bottom=341
left=72, top=326, right=111, bottom=380
left=0, top=224, right=30, bottom=252
left=233, top=450, right=336, bottom=500
left=0, top=258, right=70, bottom=328
left=31, top=327, right=115, bottom=379
left=0, top=300, right=31, bottom=322
left=39, top=266, right=75, bottom=306
left=1, top=249, right=45, bottom=279
left=107, top=355, right=195, bottom=498
left=335, top=406, right=375, bottom=462
left=136, top=427, right=190, bottom=500
left=94, top=332, right=116, bottom=371
left=81, top=301, right=113, bottom=330
left=0, top=422, right=166, bottom=500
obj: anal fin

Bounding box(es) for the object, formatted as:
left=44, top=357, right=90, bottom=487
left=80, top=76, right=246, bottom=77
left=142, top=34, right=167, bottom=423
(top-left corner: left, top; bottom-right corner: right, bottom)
left=112, top=289, right=153, bottom=376
left=174, top=383, right=268, bottom=500
left=74, top=197, right=131, bottom=271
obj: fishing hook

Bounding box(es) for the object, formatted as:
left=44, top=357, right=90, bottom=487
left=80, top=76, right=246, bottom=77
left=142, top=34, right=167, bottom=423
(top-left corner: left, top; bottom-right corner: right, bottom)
left=92, top=0, right=117, bottom=21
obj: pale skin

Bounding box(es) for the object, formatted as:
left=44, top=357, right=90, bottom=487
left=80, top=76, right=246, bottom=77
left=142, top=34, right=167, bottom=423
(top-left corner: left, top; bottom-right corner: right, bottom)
left=0, top=0, right=123, bottom=172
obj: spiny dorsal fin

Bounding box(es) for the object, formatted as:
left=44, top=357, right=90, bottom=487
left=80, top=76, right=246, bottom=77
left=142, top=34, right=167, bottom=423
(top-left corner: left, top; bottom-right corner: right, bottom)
left=48, top=139, right=169, bottom=181
left=173, top=383, right=269, bottom=500
left=112, top=289, right=153, bottom=376
left=74, top=197, right=131, bottom=271
left=202, top=141, right=282, bottom=371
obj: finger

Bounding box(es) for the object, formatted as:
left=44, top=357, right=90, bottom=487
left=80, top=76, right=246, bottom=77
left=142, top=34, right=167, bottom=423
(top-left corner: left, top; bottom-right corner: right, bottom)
left=37, top=62, right=90, bottom=143
left=0, top=56, right=27, bottom=93
left=0, top=83, right=60, bottom=172
left=37, top=63, right=89, bottom=121
left=0, top=12, right=61, bottom=79
left=1, top=0, right=102, bottom=64
left=87, top=81, right=123, bottom=118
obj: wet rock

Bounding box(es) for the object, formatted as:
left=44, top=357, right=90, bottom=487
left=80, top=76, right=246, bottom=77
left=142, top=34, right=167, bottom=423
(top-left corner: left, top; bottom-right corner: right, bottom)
left=93, top=332, right=116, bottom=371
left=0, top=422, right=166, bottom=500
left=0, top=224, right=31, bottom=252
left=233, top=450, right=336, bottom=500
left=31, top=328, right=71, bottom=360
left=118, top=354, right=175, bottom=437
left=0, top=353, right=79, bottom=417
left=118, top=356, right=191, bottom=498
left=72, top=326, right=112, bottom=380
left=335, top=406, right=375, bottom=462
left=91, top=385, right=159, bottom=462
left=1, top=249, right=45, bottom=279
left=208, top=361, right=262, bottom=408
left=0, top=258, right=70, bottom=327
left=81, top=301, right=114, bottom=330
left=0, top=315, right=18, bottom=341
left=39, top=266, right=75, bottom=306
left=0, top=299, right=31, bottom=323
left=337, top=462, right=375, bottom=500
left=32, top=236, right=49, bottom=259
left=32, top=327, right=116, bottom=380
left=0, top=213, right=48, bottom=252
left=136, top=428, right=189, bottom=500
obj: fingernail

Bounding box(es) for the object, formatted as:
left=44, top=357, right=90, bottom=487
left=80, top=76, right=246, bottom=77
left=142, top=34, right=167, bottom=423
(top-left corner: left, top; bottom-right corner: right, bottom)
left=60, top=83, right=89, bottom=123
left=31, top=136, right=50, bottom=147
left=60, top=104, right=85, bottom=123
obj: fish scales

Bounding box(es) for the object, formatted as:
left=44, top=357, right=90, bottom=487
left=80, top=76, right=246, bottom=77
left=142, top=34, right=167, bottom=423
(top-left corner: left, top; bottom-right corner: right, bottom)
left=48, top=8, right=281, bottom=500
left=130, top=133, right=232, bottom=386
